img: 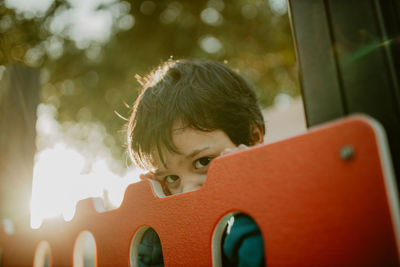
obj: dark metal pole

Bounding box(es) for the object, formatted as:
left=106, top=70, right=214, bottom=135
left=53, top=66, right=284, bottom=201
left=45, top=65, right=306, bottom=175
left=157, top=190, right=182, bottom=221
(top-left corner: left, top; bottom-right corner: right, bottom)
left=288, top=0, right=400, bottom=187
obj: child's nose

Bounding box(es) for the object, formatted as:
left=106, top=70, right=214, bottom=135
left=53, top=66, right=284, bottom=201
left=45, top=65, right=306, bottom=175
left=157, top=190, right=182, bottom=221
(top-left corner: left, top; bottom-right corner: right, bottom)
left=181, top=176, right=205, bottom=193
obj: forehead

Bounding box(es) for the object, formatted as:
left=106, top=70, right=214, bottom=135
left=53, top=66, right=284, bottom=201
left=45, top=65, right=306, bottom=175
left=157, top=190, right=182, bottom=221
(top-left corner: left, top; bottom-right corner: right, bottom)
left=171, top=122, right=230, bottom=154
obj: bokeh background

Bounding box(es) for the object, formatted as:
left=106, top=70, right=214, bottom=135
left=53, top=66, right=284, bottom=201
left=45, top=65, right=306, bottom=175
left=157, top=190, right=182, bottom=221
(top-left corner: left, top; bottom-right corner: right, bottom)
left=0, top=0, right=303, bottom=229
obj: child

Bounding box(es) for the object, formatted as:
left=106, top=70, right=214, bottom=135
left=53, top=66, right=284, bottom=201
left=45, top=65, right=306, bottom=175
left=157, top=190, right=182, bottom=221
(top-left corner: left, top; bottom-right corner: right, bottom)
left=128, top=59, right=265, bottom=266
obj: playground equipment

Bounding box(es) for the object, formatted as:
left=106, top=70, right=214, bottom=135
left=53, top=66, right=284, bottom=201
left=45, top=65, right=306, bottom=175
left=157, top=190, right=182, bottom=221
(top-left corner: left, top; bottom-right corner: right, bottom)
left=1, top=0, right=400, bottom=266
left=0, top=116, right=399, bottom=266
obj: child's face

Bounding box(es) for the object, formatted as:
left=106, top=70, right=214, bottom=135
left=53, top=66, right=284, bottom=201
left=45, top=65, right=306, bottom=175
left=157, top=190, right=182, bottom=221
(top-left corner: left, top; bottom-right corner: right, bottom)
left=151, top=121, right=237, bottom=195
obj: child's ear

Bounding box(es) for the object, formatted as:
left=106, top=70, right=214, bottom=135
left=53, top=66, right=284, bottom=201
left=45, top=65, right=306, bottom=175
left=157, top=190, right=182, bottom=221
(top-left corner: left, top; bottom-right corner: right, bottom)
left=251, top=125, right=264, bottom=145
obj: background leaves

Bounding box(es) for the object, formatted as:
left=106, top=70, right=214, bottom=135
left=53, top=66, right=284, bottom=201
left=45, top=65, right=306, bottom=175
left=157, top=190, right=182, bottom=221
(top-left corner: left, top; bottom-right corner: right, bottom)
left=0, top=0, right=298, bottom=165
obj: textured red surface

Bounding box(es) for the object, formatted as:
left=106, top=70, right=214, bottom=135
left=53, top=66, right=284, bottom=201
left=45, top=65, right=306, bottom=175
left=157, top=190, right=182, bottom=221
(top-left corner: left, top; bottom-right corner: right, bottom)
left=0, top=116, right=399, bottom=266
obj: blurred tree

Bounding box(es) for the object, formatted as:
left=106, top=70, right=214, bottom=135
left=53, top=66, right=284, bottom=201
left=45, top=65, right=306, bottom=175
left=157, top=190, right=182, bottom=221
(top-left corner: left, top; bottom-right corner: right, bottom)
left=0, top=0, right=298, bottom=164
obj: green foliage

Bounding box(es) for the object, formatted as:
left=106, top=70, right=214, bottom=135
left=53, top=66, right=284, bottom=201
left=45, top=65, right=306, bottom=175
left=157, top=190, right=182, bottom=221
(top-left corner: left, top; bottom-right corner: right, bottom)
left=0, top=0, right=299, bottom=163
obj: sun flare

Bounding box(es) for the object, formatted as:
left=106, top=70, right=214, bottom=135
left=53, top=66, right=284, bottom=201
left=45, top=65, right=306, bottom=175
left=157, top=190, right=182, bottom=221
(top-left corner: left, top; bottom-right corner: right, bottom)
left=30, top=104, right=142, bottom=229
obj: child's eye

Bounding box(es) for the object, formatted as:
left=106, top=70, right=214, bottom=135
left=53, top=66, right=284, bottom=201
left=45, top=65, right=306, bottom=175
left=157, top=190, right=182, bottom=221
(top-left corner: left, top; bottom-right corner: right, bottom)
left=164, top=175, right=179, bottom=184
left=194, top=157, right=213, bottom=169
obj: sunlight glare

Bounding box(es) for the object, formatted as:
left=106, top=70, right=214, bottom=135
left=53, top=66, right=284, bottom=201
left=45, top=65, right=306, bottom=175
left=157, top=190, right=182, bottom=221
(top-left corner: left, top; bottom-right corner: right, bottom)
left=31, top=104, right=142, bottom=229
left=31, top=143, right=86, bottom=228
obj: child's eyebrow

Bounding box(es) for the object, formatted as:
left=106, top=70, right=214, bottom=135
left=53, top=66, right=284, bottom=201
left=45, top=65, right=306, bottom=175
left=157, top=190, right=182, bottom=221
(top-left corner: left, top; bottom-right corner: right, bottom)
left=186, top=146, right=210, bottom=159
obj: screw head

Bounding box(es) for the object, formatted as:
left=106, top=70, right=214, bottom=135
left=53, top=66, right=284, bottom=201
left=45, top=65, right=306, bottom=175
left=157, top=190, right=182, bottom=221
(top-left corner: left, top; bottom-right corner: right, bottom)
left=340, top=145, right=354, bottom=161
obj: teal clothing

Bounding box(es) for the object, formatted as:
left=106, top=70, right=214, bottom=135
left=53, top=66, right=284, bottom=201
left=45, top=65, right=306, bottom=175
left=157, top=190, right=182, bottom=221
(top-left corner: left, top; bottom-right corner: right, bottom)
left=137, top=229, right=164, bottom=267
left=137, top=214, right=265, bottom=266
left=222, top=214, right=265, bottom=266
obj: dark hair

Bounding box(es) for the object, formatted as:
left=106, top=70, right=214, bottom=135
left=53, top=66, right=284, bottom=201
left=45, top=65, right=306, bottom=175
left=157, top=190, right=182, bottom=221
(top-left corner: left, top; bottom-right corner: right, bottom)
left=127, top=59, right=265, bottom=170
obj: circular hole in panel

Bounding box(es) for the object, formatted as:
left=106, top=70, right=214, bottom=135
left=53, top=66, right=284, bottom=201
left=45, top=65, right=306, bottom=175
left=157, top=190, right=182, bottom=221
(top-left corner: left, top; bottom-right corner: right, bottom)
left=130, top=227, right=164, bottom=267
left=33, top=240, right=51, bottom=267
left=73, top=231, right=97, bottom=267
left=212, top=212, right=265, bottom=266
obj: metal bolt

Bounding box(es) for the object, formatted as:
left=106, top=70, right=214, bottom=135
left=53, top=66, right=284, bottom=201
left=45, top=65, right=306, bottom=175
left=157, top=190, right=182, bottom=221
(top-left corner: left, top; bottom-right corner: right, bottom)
left=340, top=145, right=354, bottom=161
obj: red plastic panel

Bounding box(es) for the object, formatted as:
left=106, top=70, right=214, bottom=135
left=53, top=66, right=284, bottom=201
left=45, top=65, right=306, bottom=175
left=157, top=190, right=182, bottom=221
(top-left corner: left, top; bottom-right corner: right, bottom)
left=0, top=116, right=399, bottom=266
